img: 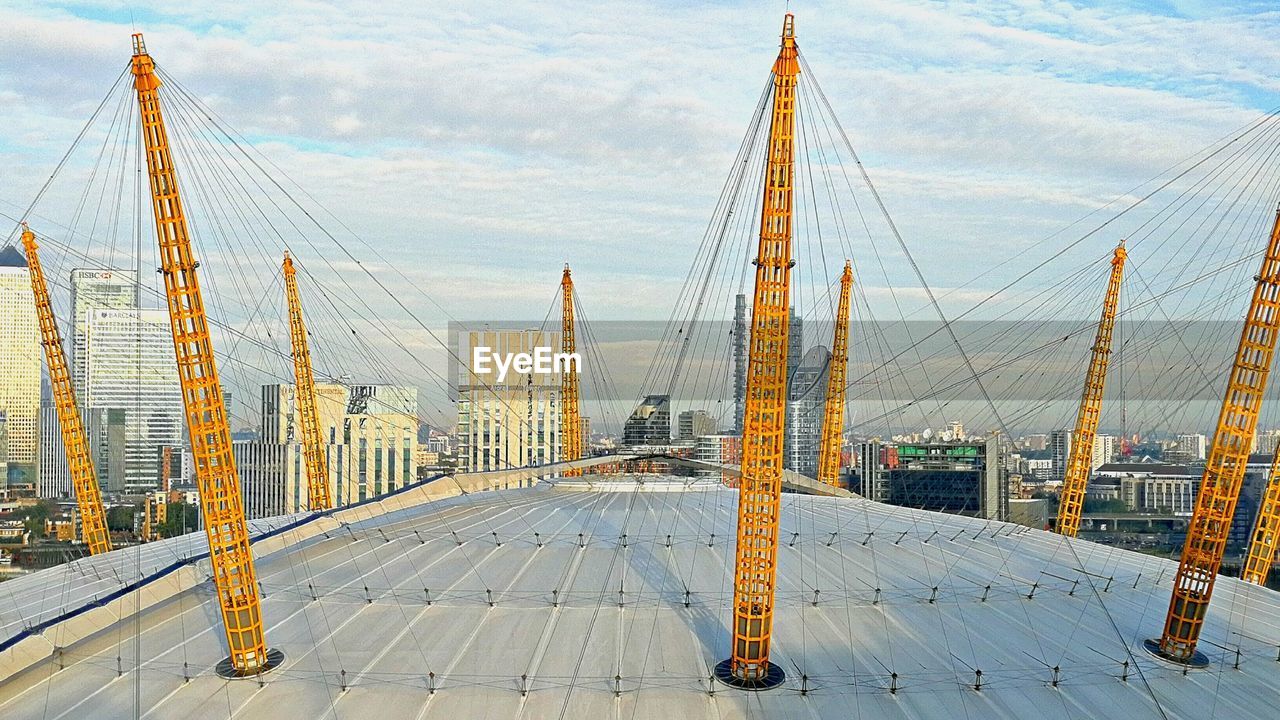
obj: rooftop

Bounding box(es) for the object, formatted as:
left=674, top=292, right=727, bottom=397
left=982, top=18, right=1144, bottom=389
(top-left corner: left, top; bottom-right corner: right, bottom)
left=0, top=245, right=28, bottom=268
left=1, top=477, right=1278, bottom=719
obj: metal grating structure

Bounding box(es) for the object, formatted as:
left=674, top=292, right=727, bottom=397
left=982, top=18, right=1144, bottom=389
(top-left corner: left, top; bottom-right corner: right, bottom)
left=1056, top=241, right=1126, bottom=538
left=723, top=11, right=798, bottom=688
left=1154, top=205, right=1280, bottom=663
left=560, top=264, right=582, bottom=478
left=283, top=251, right=333, bottom=511
left=20, top=225, right=112, bottom=556
left=131, top=33, right=274, bottom=675
left=816, top=260, right=852, bottom=488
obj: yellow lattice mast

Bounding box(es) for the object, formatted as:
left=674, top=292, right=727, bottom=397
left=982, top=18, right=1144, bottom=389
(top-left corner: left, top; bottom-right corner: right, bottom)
left=130, top=33, right=277, bottom=676
left=1242, top=440, right=1280, bottom=584
left=283, top=252, right=332, bottom=510
left=560, top=264, right=582, bottom=477
left=20, top=225, right=112, bottom=555
left=1055, top=240, right=1126, bottom=538
left=716, top=13, right=797, bottom=690
left=1147, top=205, right=1280, bottom=665
left=816, top=261, right=852, bottom=487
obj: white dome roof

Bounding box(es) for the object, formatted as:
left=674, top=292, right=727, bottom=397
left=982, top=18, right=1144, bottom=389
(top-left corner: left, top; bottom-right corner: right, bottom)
left=2, top=477, right=1279, bottom=719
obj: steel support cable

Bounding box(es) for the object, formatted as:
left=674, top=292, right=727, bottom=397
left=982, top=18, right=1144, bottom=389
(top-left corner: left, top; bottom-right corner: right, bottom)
left=816, top=106, right=1280, bottom=401
left=161, top=88, right=472, bottom=444
left=157, top=70, right=565, bottom=468
left=1117, top=129, right=1280, bottom=434
left=640, top=77, right=774, bottom=405
left=4, top=66, right=130, bottom=245
left=157, top=79, right=452, bottom=421
left=573, top=289, right=627, bottom=433
left=848, top=155, right=1280, bottom=436
left=660, top=80, right=769, bottom=413
left=795, top=53, right=1012, bottom=442
left=668, top=130, right=769, bottom=426
left=800, top=71, right=956, bottom=429
left=138, top=77, right=555, bottom=566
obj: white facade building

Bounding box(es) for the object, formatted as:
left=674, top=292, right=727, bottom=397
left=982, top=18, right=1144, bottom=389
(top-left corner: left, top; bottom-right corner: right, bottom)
left=37, top=401, right=71, bottom=498
left=0, top=246, right=40, bottom=483
left=456, top=329, right=561, bottom=474
left=69, top=269, right=138, bottom=405
left=82, top=308, right=182, bottom=492
left=236, top=382, right=419, bottom=518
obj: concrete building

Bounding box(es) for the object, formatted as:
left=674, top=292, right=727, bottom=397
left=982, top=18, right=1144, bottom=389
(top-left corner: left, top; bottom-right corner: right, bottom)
left=1168, top=433, right=1207, bottom=464
left=1050, top=429, right=1071, bottom=480
left=457, top=329, right=561, bottom=473
left=693, top=433, right=742, bottom=479
left=1092, top=434, right=1117, bottom=470
left=82, top=308, right=182, bottom=493
left=0, top=245, right=40, bottom=485
left=676, top=409, right=717, bottom=441
left=784, top=345, right=830, bottom=478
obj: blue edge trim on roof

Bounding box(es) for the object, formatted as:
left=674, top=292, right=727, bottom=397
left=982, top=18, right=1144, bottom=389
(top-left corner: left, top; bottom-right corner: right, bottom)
left=0, top=472, right=455, bottom=656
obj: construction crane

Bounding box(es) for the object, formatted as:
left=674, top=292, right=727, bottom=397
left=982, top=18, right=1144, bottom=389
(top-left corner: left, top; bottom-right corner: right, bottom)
left=20, top=225, right=112, bottom=556
left=1055, top=241, right=1126, bottom=538
left=130, top=33, right=276, bottom=676
left=283, top=252, right=332, bottom=510
left=816, top=260, right=852, bottom=488
left=1149, top=205, right=1280, bottom=665
left=1242, top=439, right=1280, bottom=584
left=560, top=264, right=582, bottom=477
left=717, top=12, right=797, bottom=691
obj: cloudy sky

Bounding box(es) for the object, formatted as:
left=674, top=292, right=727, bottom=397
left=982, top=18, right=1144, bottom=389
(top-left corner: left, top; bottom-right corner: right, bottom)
left=2, top=1, right=1277, bottom=312
left=2, top=0, right=1279, bottom=432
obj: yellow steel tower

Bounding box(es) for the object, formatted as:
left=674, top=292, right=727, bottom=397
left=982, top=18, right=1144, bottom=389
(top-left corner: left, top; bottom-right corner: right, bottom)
left=130, top=33, right=277, bottom=676
left=20, top=225, right=112, bottom=555
left=1148, top=205, right=1280, bottom=665
left=283, top=252, right=332, bottom=510
left=1055, top=241, right=1126, bottom=538
left=816, top=261, right=852, bottom=488
left=716, top=13, right=798, bottom=690
left=1242, top=440, right=1280, bottom=584
left=560, top=264, right=582, bottom=477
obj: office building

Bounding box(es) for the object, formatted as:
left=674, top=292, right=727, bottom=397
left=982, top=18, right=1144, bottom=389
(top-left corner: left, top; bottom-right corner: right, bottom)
left=1169, top=433, right=1207, bottom=464
left=0, top=245, right=40, bottom=484
left=623, top=394, right=670, bottom=447
left=1092, top=434, right=1117, bottom=470
left=694, top=433, right=742, bottom=479
left=82, top=308, right=182, bottom=493
left=456, top=329, right=561, bottom=473
left=883, top=437, right=1007, bottom=520
left=69, top=269, right=139, bottom=405
left=676, top=409, right=717, bottom=441
left=238, top=382, right=419, bottom=518
left=37, top=400, right=71, bottom=498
